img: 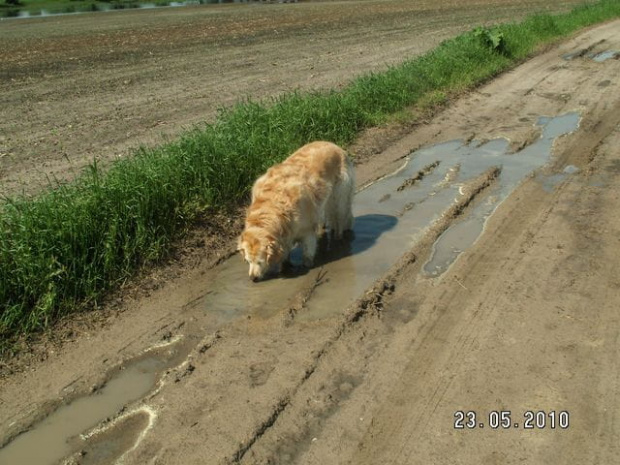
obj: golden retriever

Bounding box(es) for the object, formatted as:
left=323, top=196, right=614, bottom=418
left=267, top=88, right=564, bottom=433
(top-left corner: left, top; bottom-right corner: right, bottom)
left=238, top=141, right=355, bottom=281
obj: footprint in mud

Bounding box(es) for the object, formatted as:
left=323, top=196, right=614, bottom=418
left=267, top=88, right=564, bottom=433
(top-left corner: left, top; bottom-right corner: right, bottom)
left=248, top=361, right=276, bottom=388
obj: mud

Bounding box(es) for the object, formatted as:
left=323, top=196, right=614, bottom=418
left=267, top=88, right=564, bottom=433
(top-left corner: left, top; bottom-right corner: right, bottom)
left=0, top=337, right=190, bottom=465
left=157, top=111, right=577, bottom=328
left=561, top=38, right=620, bottom=62
left=1, top=11, right=620, bottom=465
left=591, top=50, right=620, bottom=61
left=0, top=107, right=581, bottom=462
left=75, top=409, right=153, bottom=465
left=423, top=112, right=580, bottom=277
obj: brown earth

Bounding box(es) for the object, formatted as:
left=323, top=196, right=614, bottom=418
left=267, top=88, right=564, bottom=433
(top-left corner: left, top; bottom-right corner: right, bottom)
left=1, top=2, right=620, bottom=465
left=0, top=0, right=589, bottom=195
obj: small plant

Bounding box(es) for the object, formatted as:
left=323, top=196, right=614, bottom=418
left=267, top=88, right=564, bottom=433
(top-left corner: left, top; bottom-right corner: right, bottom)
left=474, top=26, right=508, bottom=56
left=3, top=0, right=22, bottom=6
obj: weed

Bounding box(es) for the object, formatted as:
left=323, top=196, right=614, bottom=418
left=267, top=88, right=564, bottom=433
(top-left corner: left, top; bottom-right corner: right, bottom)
left=474, top=27, right=508, bottom=56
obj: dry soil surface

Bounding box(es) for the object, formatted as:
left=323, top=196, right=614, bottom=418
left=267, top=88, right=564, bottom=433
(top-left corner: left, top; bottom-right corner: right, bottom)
left=0, top=0, right=587, bottom=194
left=1, top=4, right=620, bottom=465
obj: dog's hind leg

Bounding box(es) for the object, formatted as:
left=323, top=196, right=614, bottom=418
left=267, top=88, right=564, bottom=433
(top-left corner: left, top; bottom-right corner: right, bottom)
left=341, top=189, right=354, bottom=233
left=340, top=158, right=355, bottom=234
left=331, top=170, right=355, bottom=239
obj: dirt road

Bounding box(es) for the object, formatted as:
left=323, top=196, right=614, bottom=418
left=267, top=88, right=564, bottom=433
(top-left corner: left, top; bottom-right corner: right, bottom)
left=1, top=5, right=620, bottom=465
left=0, top=0, right=587, bottom=195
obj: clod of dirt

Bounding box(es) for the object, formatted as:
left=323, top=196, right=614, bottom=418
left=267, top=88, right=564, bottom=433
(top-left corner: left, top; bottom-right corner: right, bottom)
left=508, top=127, right=543, bottom=153
left=396, top=160, right=441, bottom=191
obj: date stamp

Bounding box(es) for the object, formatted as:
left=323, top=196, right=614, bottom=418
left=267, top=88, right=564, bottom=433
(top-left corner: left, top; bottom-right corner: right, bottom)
left=454, top=410, right=570, bottom=430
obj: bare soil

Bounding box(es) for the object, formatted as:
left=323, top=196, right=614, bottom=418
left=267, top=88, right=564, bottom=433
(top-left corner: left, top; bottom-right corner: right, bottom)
left=1, top=3, right=620, bottom=465
left=0, top=0, right=587, bottom=194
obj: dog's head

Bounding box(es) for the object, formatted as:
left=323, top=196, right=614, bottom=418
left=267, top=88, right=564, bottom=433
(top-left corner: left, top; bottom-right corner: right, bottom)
left=237, top=228, right=283, bottom=282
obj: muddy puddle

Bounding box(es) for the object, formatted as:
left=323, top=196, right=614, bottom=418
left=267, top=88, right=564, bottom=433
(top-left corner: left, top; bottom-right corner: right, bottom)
left=0, top=113, right=580, bottom=464
left=76, top=407, right=156, bottom=465
left=562, top=49, right=619, bottom=62
left=591, top=50, right=620, bottom=62
left=190, top=112, right=581, bottom=322
left=0, top=338, right=189, bottom=465
left=422, top=113, right=580, bottom=276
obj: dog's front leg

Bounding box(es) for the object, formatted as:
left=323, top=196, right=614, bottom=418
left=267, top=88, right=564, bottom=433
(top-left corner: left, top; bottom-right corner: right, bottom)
left=281, top=245, right=294, bottom=271
left=301, top=234, right=317, bottom=268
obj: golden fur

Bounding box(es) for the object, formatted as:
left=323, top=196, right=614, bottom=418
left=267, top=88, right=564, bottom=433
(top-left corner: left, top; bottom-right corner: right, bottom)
left=238, top=141, right=355, bottom=281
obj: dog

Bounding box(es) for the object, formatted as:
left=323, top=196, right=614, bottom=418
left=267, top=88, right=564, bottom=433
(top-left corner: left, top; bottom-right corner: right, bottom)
left=238, top=141, right=355, bottom=281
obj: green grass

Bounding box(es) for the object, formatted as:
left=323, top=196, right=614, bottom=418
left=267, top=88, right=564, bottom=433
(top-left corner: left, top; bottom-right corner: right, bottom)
left=1, top=0, right=619, bottom=350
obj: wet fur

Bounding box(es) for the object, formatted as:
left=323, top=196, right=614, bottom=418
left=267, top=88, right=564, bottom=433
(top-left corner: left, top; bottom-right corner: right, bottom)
left=238, top=141, right=355, bottom=281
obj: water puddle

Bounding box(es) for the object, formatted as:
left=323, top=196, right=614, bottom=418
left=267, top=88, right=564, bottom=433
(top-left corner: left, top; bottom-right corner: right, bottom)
left=78, top=408, right=154, bottom=465
left=591, top=50, right=620, bottom=62
left=423, top=190, right=500, bottom=277
left=0, top=112, right=580, bottom=464
left=0, top=338, right=189, bottom=465
left=423, top=113, right=579, bottom=276
left=562, top=49, right=619, bottom=62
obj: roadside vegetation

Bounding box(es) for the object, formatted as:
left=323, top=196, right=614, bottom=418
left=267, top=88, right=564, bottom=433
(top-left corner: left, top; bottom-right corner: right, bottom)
left=1, top=0, right=619, bottom=351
